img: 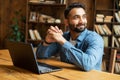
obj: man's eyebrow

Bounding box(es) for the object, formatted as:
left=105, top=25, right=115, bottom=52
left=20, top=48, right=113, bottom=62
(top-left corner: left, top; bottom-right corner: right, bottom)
left=73, top=13, right=86, bottom=17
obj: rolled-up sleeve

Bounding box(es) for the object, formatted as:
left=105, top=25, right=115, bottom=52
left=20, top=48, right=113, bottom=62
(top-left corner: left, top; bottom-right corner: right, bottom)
left=36, top=43, right=59, bottom=59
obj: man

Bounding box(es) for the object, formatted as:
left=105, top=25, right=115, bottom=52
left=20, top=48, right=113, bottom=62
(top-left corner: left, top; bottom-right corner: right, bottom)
left=36, top=2, right=104, bottom=71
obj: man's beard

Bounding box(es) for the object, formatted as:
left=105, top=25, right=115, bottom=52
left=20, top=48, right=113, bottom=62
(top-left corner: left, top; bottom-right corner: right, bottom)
left=69, top=23, right=86, bottom=33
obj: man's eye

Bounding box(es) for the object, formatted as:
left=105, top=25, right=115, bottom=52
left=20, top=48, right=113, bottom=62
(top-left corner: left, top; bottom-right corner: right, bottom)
left=73, top=16, right=78, bottom=19
left=82, top=15, right=86, bottom=19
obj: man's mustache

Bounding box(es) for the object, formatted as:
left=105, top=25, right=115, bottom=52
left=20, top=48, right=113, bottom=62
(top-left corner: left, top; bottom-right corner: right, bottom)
left=75, top=23, right=86, bottom=27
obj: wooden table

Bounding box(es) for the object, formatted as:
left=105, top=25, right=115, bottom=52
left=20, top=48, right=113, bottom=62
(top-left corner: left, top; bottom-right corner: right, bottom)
left=0, top=49, right=120, bottom=80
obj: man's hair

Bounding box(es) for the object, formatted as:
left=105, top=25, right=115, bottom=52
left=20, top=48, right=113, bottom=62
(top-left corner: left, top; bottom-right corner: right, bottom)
left=64, top=2, right=85, bottom=19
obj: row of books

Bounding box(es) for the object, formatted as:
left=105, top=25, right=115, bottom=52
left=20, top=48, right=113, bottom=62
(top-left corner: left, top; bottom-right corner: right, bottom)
left=95, top=24, right=120, bottom=35
left=29, top=0, right=56, bottom=4
left=102, top=36, right=120, bottom=48
left=102, top=57, right=120, bottom=73
left=29, top=11, right=61, bottom=23
left=96, top=14, right=113, bottom=23
left=29, top=29, right=42, bottom=40
left=115, top=11, right=120, bottom=22
left=96, top=11, right=120, bottom=23
left=94, top=24, right=111, bottom=35
left=29, top=0, right=66, bottom=4
left=113, top=25, right=120, bottom=35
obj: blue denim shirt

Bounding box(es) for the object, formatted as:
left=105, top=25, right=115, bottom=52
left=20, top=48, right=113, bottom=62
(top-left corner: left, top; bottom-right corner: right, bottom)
left=36, top=29, right=104, bottom=71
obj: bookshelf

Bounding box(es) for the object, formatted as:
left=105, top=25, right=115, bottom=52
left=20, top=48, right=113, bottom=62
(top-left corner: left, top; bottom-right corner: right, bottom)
left=94, top=0, right=120, bottom=73
left=26, top=0, right=67, bottom=46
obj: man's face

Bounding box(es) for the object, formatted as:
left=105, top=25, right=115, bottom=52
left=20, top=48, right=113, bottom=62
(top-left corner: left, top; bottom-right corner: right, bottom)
left=67, top=8, right=87, bottom=33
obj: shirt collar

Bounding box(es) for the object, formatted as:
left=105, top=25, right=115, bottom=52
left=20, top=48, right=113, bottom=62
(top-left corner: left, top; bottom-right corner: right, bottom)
left=76, top=28, right=88, bottom=42
left=64, top=28, right=88, bottom=42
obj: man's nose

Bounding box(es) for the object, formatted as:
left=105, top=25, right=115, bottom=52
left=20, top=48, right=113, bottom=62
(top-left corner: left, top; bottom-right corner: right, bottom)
left=78, top=17, right=84, bottom=23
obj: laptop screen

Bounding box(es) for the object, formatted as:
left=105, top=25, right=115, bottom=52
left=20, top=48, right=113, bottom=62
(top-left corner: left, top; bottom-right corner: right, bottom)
left=5, top=41, right=40, bottom=74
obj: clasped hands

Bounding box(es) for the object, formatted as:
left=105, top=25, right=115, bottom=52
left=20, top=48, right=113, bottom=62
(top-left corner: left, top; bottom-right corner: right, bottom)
left=45, top=26, right=66, bottom=45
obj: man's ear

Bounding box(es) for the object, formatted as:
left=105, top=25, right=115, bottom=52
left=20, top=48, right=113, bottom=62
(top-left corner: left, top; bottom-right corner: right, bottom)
left=64, top=19, right=68, bottom=27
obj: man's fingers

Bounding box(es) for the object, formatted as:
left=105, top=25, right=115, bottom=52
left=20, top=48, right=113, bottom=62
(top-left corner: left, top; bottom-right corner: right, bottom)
left=50, top=26, right=58, bottom=33
left=47, top=26, right=63, bottom=36
left=59, top=29, right=63, bottom=35
left=55, top=26, right=60, bottom=32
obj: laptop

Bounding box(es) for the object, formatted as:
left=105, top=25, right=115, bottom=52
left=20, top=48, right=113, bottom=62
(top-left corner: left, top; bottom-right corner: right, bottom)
left=5, top=41, right=62, bottom=74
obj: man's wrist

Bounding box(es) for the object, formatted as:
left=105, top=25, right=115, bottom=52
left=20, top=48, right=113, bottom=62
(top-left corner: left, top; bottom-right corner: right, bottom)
left=44, top=40, right=52, bottom=44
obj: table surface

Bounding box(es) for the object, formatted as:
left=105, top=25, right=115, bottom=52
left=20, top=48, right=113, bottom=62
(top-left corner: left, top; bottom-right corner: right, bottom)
left=0, top=49, right=120, bottom=80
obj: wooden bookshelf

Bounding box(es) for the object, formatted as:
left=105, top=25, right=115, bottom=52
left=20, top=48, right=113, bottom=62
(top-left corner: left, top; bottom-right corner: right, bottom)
left=25, top=0, right=67, bottom=46
left=93, top=0, right=120, bottom=73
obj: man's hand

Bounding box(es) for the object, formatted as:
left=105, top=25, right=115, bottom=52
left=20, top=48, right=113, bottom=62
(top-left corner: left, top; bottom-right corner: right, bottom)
left=45, top=26, right=66, bottom=45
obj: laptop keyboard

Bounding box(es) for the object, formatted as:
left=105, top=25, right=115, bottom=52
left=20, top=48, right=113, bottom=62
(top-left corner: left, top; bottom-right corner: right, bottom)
left=37, top=62, right=62, bottom=73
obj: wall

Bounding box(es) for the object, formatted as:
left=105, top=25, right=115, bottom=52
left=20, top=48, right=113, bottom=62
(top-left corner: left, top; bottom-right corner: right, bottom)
left=0, top=0, right=26, bottom=49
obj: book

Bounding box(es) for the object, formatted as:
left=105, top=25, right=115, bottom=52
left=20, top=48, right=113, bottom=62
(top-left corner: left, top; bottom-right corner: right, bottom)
left=109, top=49, right=117, bottom=73
left=115, top=12, right=120, bottom=22
left=96, top=14, right=104, bottom=22
left=39, top=14, right=55, bottom=23
left=102, top=26, right=108, bottom=35
left=114, top=25, right=120, bottom=35
left=113, top=36, right=120, bottom=47
left=113, top=25, right=120, bottom=35
left=115, top=62, right=120, bottom=73
left=29, top=29, right=36, bottom=40
left=118, top=37, right=120, bottom=43
left=97, top=25, right=105, bottom=35
left=118, top=11, right=120, bottom=18
left=63, top=0, right=67, bottom=4
left=60, top=0, right=64, bottom=4
left=102, top=59, right=106, bottom=71
left=116, top=54, right=120, bottom=62
left=103, top=24, right=111, bottom=35
left=59, top=0, right=66, bottom=4
left=29, top=0, right=56, bottom=4
left=94, top=24, right=100, bottom=34
left=96, top=14, right=104, bottom=17
left=29, top=0, right=40, bottom=3
left=104, top=16, right=113, bottom=22
left=102, top=36, right=108, bottom=47
left=33, top=29, right=42, bottom=40
left=115, top=0, right=120, bottom=9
